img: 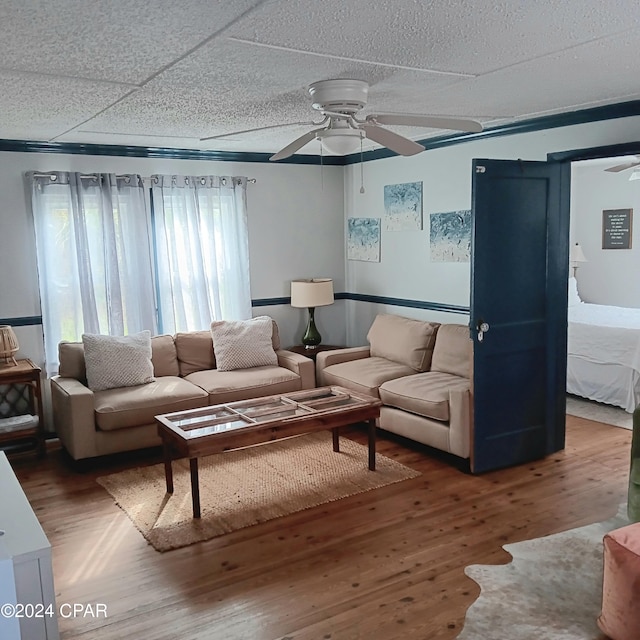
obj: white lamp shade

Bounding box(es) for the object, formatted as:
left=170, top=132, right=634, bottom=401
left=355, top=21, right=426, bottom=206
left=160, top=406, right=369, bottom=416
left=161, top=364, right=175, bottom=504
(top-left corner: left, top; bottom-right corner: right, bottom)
left=570, top=242, right=587, bottom=263
left=290, top=279, right=334, bottom=308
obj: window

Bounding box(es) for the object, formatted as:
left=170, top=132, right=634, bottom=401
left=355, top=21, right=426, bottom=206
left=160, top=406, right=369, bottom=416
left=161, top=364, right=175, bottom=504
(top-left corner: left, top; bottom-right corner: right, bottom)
left=151, top=175, right=251, bottom=334
left=28, top=172, right=250, bottom=375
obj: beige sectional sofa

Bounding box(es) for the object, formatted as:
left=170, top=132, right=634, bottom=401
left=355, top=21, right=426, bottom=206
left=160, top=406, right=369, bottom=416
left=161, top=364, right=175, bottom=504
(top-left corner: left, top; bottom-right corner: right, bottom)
left=51, top=324, right=315, bottom=461
left=316, top=314, right=473, bottom=460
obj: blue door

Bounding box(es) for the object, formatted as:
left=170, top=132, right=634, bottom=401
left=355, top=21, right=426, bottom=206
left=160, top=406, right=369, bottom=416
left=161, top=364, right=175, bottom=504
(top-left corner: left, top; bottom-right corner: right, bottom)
left=470, top=159, right=570, bottom=473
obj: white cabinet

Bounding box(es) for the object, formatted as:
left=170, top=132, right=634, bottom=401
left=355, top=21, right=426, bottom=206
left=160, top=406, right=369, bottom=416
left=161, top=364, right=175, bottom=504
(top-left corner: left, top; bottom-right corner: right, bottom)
left=0, top=452, right=59, bottom=639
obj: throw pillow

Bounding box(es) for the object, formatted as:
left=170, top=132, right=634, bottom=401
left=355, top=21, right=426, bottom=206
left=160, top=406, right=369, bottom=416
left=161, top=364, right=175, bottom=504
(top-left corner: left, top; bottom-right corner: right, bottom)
left=82, top=331, right=156, bottom=391
left=210, top=316, right=278, bottom=372
left=368, top=314, right=440, bottom=372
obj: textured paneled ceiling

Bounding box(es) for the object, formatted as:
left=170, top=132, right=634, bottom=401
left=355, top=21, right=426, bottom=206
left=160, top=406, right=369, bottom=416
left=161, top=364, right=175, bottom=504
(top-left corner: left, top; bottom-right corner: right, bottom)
left=2, top=0, right=640, bottom=156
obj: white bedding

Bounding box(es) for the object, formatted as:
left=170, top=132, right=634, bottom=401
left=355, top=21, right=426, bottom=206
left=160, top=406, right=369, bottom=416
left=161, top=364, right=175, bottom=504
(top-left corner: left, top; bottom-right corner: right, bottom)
left=568, top=302, right=640, bottom=412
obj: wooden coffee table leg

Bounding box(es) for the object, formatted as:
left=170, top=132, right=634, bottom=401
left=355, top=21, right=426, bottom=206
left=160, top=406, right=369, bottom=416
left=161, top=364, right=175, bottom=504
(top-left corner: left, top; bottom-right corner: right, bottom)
left=190, top=457, right=201, bottom=519
left=368, top=419, right=376, bottom=471
left=163, top=440, right=174, bottom=494
left=332, top=427, right=340, bottom=452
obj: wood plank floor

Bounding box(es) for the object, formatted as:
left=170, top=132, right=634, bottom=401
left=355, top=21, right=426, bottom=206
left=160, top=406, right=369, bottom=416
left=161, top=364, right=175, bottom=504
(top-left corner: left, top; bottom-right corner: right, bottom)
left=8, top=415, right=632, bottom=640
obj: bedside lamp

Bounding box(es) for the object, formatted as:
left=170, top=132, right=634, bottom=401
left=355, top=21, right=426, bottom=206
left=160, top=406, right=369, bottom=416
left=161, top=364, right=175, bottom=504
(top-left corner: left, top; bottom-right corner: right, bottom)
left=0, top=325, right=19, bottom=366
left=290, top=279, right=334, bottom=348
left=570, top=242, right=587, bottom=278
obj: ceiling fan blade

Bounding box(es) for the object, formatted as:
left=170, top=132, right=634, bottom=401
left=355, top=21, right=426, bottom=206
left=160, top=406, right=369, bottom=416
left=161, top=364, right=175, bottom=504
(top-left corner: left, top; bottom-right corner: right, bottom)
left=605, top=159, right=640, bottom=173
left=201, top=121, right=318, bottom=142
left=269, top=129, right=323, bottom=161
left=361, top=125, right=425, bottom=156
left=367, top=114, right=483, bottom=133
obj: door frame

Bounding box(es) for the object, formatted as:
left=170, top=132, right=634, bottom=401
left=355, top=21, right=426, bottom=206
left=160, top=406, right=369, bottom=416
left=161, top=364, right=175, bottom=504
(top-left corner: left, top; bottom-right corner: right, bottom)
left=547, top=140, right=640, bottom=448
left=548, top=140, right=640, bottom=165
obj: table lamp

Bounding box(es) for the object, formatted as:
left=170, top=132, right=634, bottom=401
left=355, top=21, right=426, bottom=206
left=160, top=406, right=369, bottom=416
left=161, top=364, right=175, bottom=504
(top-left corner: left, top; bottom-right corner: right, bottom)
left=570, top=242, right=587, bottom=277
left=0, top=325, right=19, bottom=366
left=290, top=279, right=334, bottom=347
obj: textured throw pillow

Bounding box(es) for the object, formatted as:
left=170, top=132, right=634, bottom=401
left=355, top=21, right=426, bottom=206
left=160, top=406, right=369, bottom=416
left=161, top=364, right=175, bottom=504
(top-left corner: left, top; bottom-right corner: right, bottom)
left=82, top=331, right=156, bottom=391
left=210, top=316, right=278, bottom=372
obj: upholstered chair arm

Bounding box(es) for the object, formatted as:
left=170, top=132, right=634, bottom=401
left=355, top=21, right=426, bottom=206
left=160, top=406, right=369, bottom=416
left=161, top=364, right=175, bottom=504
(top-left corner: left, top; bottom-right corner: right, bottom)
left=315, top=346, right=371, bottom=386
left=448, top=386, right=472, bottom=459
left=275, top=350, right=315, bottom=389
left=50, top=376, right=98, bottom=460
left=316, top=346, right=371, bottom=369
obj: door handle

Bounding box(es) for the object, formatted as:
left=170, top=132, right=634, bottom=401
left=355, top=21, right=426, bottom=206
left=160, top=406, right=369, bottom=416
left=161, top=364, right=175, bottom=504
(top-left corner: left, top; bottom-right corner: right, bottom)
left=477, top=321, right=490, bottom=342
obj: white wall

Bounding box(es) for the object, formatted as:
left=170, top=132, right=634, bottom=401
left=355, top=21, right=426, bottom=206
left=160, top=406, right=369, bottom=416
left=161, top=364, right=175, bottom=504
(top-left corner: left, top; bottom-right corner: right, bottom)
left=570, top=159, right=640, bottom=306
left=3, top=113, right=640, bottom=365
left=0, top=151, right=345, bottom=365
left=343, top=115, right=640, bottom=344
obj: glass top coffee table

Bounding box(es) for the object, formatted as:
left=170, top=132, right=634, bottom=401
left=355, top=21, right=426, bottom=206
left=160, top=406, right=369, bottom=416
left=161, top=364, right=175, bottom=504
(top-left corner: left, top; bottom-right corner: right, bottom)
left=155, top=386, right=382, bottom=518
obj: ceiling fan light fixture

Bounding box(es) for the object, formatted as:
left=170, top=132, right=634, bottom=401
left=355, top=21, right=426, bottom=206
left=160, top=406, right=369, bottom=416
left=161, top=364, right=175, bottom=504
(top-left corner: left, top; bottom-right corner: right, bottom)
left=319, top=129, right=363, bottom=155
left=263, top=79, right=482, bottom=160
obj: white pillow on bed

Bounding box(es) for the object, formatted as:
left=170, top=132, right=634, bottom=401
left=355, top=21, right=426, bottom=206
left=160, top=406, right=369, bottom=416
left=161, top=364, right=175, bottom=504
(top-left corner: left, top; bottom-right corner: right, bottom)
left=568, top=277, right=582, bottom=307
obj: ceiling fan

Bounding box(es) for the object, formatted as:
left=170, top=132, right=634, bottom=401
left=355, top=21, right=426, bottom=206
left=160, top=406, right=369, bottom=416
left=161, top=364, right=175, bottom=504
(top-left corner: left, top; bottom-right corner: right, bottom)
left=201, top=79, right=483, bottom=161
left=604, top=156, right=640, bottom=173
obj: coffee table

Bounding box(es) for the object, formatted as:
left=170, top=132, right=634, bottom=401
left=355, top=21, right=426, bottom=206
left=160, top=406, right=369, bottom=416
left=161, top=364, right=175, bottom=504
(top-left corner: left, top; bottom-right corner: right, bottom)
left=155, top=386, right=382, bottom=518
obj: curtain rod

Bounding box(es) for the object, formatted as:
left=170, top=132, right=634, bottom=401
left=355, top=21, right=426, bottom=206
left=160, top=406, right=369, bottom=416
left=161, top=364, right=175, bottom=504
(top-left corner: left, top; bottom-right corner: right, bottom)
left=31, top=172, right=256, bottom=182
left=31, top=172, right=130, bottom=179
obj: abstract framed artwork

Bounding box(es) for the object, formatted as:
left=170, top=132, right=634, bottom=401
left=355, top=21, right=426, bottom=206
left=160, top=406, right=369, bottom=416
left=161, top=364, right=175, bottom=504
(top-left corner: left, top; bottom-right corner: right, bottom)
left=347, top=218, right=381, bottom=262
left=383, top=181, right=423, bottom=231
left=430, top=210, right=472, bottom=262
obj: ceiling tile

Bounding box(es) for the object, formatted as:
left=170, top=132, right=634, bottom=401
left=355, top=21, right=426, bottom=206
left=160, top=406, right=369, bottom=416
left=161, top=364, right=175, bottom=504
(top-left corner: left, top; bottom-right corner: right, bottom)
left=0, top=0, right=265, bottom=84
left=407, top=30, right=640, bottom=119
left=227, top=0, right=640, bottom=76
left=0, top=71, right=134, bottom=141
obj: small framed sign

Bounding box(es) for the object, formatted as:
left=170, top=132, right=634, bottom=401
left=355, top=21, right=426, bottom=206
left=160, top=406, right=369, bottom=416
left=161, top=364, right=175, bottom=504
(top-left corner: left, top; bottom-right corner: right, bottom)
left=602, top=209, right=633, bottom=249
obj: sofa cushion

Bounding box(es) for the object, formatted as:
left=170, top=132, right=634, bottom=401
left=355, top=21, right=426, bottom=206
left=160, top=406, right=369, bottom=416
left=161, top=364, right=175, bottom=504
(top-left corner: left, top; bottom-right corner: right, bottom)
left=321, top=356, right=415, bottom=398
left=210, top=316, right=278, bottom=371
left=175, top=330, right=216, bottom=377
left=94, top=376, right=209, bottom=431
left=367, top=314, right=439, bottom=372
left=58, top=341, right=87, bottom=381
left=185, top=366, right=300, bottom=404
left=82, top=331, right=155, bottom=392
left=431, top=324, right=472, bottom=379
left=270, top=320, right=281, bottom=351
left=151, top=334, right=179, bottom=377
left=59, top=335, right=180, bottom=381
left=379, top=371, right=471, bottom=422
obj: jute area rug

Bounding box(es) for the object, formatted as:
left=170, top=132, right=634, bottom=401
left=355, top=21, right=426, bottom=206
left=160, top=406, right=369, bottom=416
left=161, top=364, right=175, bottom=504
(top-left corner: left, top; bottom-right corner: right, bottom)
left=97, top=431, right=420, bottom=552
left=457, top=504, right=630, bottom=640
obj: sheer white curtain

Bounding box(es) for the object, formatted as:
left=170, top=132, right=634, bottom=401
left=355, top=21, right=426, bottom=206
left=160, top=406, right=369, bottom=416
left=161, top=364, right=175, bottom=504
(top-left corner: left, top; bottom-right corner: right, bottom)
left=151, top=175, right=251, bottom=333
left=28, top=172, right=156, bottom=375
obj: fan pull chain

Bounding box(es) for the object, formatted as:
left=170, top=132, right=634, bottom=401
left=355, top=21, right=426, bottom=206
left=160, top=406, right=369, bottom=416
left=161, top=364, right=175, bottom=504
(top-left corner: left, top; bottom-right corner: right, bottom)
left=320, top=139, right=324, bottom=190
left=359, top=134, right=365, bottom=194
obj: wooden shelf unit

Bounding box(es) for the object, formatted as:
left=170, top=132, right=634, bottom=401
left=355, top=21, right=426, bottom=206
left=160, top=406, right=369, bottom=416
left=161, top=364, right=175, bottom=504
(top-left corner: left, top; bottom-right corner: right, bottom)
left=0, top=359, right=46, bottom=456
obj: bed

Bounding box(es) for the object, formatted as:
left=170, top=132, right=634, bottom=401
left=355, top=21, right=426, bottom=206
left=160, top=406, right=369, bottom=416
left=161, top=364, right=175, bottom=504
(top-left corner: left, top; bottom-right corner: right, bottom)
left=567, top=277, right=640, bottom=413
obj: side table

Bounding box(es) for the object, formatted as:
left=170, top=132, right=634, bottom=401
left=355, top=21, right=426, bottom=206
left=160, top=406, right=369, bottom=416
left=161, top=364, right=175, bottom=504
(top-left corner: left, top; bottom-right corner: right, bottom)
left=287, top=344, right=345, bottom=362
left=0, top=359, right=46, bottom=456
